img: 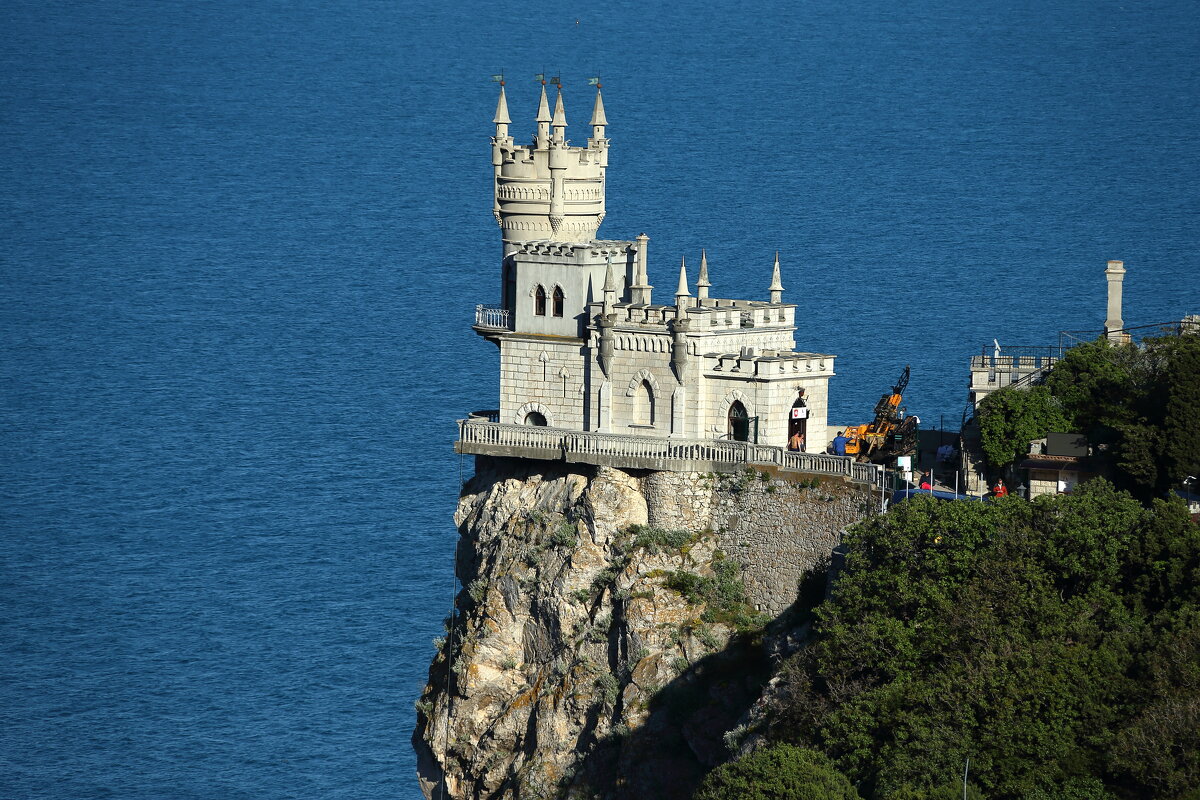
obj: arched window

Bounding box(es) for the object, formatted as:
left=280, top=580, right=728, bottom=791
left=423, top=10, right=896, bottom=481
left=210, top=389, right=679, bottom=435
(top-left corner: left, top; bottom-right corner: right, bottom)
left=524, top=411, right=547, bottom=426
left=633, top=380, right=655, bottom=426
left=534, top=285, right=547, bottom=316
left=552, top=286, right=564, bottom=317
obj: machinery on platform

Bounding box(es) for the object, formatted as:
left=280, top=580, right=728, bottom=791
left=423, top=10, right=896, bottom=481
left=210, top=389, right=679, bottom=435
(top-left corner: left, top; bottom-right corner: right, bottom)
left=843, top=366, right=919, bottom=462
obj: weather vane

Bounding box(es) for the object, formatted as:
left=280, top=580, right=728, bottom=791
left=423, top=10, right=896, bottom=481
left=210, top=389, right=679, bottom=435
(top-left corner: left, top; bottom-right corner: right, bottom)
left=490, top=73, right=504, bottom=86
left=588, top=75, right=602, bottom=88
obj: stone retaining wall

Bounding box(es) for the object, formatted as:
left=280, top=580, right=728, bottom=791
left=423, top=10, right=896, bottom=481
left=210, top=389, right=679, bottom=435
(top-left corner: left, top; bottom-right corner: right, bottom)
left=643, top=468, right=877, bottom=614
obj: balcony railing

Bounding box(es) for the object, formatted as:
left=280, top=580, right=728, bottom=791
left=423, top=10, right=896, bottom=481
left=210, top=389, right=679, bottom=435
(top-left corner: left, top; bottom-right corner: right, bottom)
left=475, top=304, right=512, bottom=330
left=455, top=418, right=884, bottom=488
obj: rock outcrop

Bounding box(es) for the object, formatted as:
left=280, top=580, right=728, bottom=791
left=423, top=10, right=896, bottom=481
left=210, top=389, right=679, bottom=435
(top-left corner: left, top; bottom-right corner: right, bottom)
left=413, top=456, right=874, bottom=800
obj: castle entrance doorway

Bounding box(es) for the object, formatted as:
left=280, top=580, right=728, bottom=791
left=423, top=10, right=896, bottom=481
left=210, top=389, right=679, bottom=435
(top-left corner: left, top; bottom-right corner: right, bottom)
left=788, top=394, right=808, bottom=451
left=524, top=411, right=547, bottom=426
left=728, top=401, right=750, bottom=442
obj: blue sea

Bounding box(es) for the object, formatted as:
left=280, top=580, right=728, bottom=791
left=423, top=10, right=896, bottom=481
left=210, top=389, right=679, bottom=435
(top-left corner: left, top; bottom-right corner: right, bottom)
left=2, top=0, right=1197, bottom=797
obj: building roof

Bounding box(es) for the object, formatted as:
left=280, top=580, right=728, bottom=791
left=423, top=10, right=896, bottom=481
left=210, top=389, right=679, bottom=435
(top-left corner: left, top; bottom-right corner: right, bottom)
left=1019, top=454, right=1096, bottom=472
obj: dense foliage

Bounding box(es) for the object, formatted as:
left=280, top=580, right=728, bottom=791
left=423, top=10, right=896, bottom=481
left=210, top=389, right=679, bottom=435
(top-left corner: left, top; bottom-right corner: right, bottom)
left=693, top=744, right=861, bottom=800
left=977, top=385, right=1070, bottom=469
left=978, top=332, right=1200, bottom=497
left=758, top=483, right=1200, bottom=799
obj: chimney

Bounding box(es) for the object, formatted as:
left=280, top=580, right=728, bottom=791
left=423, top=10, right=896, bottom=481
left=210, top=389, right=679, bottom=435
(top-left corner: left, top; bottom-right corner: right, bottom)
left=1104, top=260, right=1129, bottom=343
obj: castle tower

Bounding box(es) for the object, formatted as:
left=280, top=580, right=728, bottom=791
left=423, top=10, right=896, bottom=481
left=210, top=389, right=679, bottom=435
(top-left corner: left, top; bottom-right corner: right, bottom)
left=471, top=88, right=835, bottom=453
left=492, top=83, right=609, bottom=253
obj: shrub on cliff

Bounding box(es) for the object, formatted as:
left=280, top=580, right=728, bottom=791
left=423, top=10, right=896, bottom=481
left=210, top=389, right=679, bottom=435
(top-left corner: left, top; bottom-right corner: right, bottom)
left=693, top=743, right=860, bottom=800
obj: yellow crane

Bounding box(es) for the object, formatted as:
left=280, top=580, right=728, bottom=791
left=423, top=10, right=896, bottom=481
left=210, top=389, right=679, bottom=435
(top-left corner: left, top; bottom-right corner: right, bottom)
left=843, top=366, right=919, bottom=462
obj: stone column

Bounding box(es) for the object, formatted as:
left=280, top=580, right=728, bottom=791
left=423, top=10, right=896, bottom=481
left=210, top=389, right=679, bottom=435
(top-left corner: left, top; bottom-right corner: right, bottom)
left=1104, top=260, right=1129, bottom=343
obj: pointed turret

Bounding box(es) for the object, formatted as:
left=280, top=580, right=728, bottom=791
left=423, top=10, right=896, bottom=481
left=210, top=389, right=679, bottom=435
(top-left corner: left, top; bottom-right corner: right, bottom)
left=696, top=249, right=711, bottom=302
left=590, top=88, right=607, bottom=137
left=675, top=256, right=691, bottom=309
left=535, top=83, right=551, bottom=148
left=493, top=84, right=511, bottom=138
left=587, top=85, right=610, bottom=170
left=551, top=89, right=567, bottom=141
left=769, top=251, right=784, bottom=304
left=602, top=256, right=618, bottom=316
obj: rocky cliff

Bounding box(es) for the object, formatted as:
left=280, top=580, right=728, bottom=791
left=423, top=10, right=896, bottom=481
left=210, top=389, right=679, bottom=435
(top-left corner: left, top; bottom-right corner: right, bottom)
left=413, top=456, right=874, bottom=800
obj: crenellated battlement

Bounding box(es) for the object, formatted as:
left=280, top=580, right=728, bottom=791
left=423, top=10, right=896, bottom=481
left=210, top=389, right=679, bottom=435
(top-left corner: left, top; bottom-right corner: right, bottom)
left=491, top=83, right=610, bottom=249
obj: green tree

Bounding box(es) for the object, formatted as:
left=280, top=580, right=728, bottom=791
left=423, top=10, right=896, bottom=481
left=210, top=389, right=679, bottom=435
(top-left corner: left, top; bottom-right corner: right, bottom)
left=977, top=385, right=1070, bottom=469
left=1159, top=332, right=1200, bottom=490
left=760, top=482, right=1200, bottom=799
left=693, top=744, right=861, bottom=800
left=1043, top=338, right=1141, bottom=432
left=886, top=783, right=983, bottom=800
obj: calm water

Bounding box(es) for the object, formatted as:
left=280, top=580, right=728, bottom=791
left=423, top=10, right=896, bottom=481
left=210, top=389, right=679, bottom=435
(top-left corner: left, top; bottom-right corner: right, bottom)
left=2, top=0, right=1197, bottom=797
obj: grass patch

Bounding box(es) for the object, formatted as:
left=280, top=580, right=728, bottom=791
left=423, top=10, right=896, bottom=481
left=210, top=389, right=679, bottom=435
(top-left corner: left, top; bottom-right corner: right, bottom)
left=663, top=553, right=768, bottom=633
left=627, top=524, right=695, bottom=555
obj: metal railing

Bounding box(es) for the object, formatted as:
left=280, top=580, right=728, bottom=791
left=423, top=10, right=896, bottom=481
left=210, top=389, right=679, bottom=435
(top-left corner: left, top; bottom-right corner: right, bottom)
left=456, top=418, right=884, bottom=488
left=474, top=304, right=512, bottom=330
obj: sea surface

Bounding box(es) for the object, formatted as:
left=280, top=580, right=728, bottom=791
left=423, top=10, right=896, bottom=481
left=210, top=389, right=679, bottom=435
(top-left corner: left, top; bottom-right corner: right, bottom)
left=2, top=0, right=1197, bottom=797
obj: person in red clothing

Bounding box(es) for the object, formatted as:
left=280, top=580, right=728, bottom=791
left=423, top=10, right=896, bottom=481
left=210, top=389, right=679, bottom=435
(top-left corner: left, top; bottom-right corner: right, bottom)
left=919, top=473, right=933, bottom=490
left=992, top=479, right=1009, bottom=498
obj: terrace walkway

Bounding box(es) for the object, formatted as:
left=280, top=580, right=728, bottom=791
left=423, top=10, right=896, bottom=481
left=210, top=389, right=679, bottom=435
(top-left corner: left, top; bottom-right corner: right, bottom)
left=456, top=415, right=886, bottom=489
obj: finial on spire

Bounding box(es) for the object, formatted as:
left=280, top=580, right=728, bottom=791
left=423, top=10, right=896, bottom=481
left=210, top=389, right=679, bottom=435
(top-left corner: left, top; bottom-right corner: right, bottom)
left=675, top=256, right=691, bottom=305
left=696, top=249, right=711, bottom=302
left=769, top=251, right=784, bottom=304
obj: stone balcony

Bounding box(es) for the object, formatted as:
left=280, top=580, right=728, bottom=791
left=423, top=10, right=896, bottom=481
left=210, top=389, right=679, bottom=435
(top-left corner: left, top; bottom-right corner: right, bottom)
left=474, top=304, right=512, bottom=331
left=455, top=416, right=884, bottom=488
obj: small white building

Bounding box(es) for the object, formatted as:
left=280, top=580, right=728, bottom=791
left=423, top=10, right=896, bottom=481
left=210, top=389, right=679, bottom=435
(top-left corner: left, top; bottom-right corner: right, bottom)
left=472, top=84, right=836, bottom=452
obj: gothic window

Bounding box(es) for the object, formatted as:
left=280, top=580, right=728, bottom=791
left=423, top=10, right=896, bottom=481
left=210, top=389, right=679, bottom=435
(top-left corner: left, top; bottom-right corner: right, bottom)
left=552, top=286, right=564, bottom=317
left=535, top=285, right=547, bottom=316
left=634, top=380, right=655, bottom=426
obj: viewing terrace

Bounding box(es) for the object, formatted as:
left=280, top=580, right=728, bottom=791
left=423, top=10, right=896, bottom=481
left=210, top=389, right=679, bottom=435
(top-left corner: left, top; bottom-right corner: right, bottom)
left=456, top=413, right=885, bottom=489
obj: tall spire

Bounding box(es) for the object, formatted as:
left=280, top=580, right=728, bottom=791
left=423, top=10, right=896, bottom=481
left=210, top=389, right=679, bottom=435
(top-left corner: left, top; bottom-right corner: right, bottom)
left=551, top=89, right=567, bottom=141
left=769, top=251, right=784, bottom=304
left=603, top=257, right=618, bottom=293
left=602, top=256, right=617, bottom=316
left=492, top=84, right=511, bottom=139
left=535, top=83, right=551, bottom=148
left=675, top=256, right=691, bottom=309
left=590, top=87, right=607, bottom=134
left=696, top=249, right=711, bottom=302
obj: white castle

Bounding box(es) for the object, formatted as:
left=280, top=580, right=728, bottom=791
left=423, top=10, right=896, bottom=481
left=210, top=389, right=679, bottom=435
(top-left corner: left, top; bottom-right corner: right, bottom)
left=470, top=83, right=837, bottom=455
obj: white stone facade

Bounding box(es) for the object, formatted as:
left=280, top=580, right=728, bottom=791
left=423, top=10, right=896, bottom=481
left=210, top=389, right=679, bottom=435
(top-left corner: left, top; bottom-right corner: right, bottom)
left=474, top=85, right=837, bottom=452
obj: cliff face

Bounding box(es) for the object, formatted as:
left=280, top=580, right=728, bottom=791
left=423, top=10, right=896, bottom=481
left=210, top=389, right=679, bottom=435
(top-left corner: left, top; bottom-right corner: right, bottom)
left=414, top=456, right=873, bottom=800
